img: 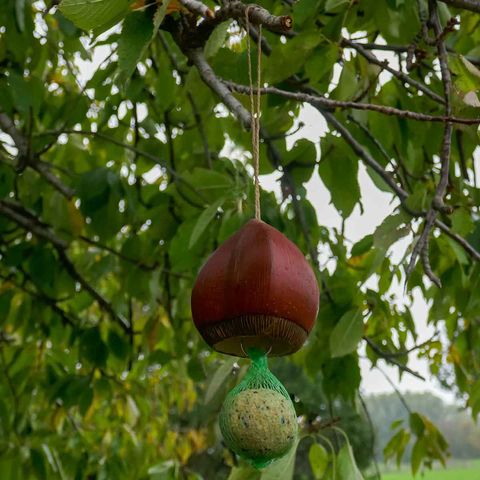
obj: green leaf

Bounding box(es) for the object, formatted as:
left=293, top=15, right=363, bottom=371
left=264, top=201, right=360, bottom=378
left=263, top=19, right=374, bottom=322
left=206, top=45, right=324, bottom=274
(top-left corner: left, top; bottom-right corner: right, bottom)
left=451, top=208, right=474, bottom=236
left=107, top=329, right=130, bottom=360
left=384, top=427, right=410, bottom=467
left=409, top=412, right=425, bottom=436
left=411, top=438, right=426, bottom=475
left=152, top=0, right=170, bottom=35
left=351, top=235, right=373, bottom=257
left=329, top=309, right=364, bottom=358
left=337, top=441, right=364, bottom=480
left=373, top=212, right=410, bottom=250
left=309, top=443, right=329, bottom=479
left=15, top=0, right=26, bottom=32
left=60, top=0, right=132, bottom=34
left=187, top=357, right=206, bottom=381
left=189, top=198, right=224, bottom=248
left=117, top=11, right=154, bottom=85
left=260, top=438, right=300, bottom=480
left=0, top=291, right=14, bottom=326
left=227, top=464, right=261, bottom=480
left=28, top=247, right=57, bottom=296
left=205, top=22, right=231, bottom=59
left=284, top=139, right=317, bottom=166
left=30, top=448, right=47, bottom=480
left=148, top=460, right=178, bottom=479
left=322, top=355, right=361, bottom=402
left=8, top=73, right=44, bottom=115
left=204, top=358, right=235, bottom=405
left=325, top=0, right=349, bottom=12
left=80, top=327, right=108, bottom=368
left=318, top=139, right=360, bottom=217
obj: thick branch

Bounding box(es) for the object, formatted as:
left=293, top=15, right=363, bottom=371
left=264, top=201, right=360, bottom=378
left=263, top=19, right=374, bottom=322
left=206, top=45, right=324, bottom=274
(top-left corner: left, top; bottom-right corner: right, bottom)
left=178, top=0, right=214, bottom=18
left=195, top=0, right=292, bottom=44
left=186, top=49, right=252, bottom=129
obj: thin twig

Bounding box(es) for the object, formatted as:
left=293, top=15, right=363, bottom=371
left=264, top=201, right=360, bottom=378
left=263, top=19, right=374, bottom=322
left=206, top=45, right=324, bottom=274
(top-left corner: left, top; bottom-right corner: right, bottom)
left=377, top=365, right=413, bottom=414
left=439, top=0, right=480, bottom=13
left=341, top=38, right=445, bottom=104
left=225, top=81, right=480, bottom=125
left=0, top=111, right=73, bottom=198
left=359, top=393, right=381, bottom=479
left=365, top=336, right=426, bottom=380
left=0, top=200, right=130, bottom=332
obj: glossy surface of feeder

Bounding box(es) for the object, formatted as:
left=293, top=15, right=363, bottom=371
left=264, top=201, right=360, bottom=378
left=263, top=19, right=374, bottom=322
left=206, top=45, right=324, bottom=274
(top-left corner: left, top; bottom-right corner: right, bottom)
left=191, top=219, right=319, bottom=356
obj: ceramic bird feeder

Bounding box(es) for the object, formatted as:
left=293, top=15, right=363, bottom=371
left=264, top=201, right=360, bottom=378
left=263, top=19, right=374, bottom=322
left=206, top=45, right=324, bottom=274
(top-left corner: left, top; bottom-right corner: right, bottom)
left=191, top=219, right=319, bottom=357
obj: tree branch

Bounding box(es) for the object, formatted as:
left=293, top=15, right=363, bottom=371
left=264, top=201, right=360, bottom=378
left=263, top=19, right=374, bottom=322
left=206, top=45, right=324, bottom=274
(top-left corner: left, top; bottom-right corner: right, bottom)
left=0, top=200, right=68, bottom=249
left=0, top=200, right=130, bottom=332
left=439, top=0, right=480, bottom=12
left=359, top=392, right=381, bottom=479
left=0, top=113, right=29, bottom=158
left=225, top=81, right=480, bottom=125
left=55, top=248, right=130, bottom=331
left=186, top=49, right=252, bottom=129
left=167, top=21, right=480, bottom=266
left=365, top=336, right=426, bottom=380
left=0, top=272, right=77, bottom=328
left=36, top=129, right=208, bottom=204
left=406, top=1, right=454, bottom=286
left=32, top=161, right=75, bottom=199
left=178, top=0, right=214, bottom=18
left=195, top=0, right=292, bottom=45
left=0, top=111, right=74, bottom=198
left=376, top=365, right=414, bottom=414
left=341, top=38, right=445, bottom=104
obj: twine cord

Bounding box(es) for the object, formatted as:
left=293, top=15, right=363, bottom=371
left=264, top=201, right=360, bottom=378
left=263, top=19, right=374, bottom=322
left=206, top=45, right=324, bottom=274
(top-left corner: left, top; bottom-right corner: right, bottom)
left=245, top=9, right=262, bottom=221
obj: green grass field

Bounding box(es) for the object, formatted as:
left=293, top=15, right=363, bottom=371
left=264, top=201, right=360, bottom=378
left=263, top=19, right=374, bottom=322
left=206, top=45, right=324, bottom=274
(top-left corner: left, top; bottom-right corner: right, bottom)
left=382, top=459, right=480, bottom=480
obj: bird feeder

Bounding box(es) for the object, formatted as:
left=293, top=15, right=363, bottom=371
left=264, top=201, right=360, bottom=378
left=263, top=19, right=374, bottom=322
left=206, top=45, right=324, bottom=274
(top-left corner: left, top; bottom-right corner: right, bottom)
left=191, top=219, right=319, bottom=468
left=191, top=219, right=319, bottom=357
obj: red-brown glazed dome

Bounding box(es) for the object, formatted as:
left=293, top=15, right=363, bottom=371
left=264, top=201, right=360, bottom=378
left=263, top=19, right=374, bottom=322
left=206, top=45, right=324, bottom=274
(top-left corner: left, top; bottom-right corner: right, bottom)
left=191, top=219, right=319, bottom=357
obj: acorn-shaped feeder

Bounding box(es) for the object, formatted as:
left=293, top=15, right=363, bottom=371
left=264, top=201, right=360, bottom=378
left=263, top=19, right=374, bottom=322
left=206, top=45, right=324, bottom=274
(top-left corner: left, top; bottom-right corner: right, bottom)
left=191, top=219, right=319, bottom=468
left=191, top=219, right=319, bottom=357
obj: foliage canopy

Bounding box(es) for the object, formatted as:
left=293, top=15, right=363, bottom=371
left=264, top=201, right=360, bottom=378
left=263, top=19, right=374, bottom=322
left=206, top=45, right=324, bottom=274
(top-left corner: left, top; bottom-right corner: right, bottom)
left=1, top=0, right=480, bottom=478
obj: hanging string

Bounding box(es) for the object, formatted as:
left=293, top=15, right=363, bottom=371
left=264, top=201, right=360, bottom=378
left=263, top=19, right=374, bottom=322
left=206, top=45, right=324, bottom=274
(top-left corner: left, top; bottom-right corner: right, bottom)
left=245, top=8, right=262, bottom=221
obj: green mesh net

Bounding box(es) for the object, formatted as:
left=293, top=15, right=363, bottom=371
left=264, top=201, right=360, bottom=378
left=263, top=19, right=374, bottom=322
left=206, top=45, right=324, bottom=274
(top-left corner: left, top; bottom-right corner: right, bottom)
left=219, top=348, right=298, bottom=469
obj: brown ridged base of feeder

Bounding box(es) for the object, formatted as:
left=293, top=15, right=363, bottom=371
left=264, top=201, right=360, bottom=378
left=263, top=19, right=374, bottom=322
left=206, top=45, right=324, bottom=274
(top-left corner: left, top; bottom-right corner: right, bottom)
left=198, top=315, right=308, bottom=357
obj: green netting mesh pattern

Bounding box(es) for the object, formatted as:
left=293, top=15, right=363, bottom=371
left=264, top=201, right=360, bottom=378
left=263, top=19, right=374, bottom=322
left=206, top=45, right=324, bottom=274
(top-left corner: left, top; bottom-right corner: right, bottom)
left=219, top=348, right=298, bottom=469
